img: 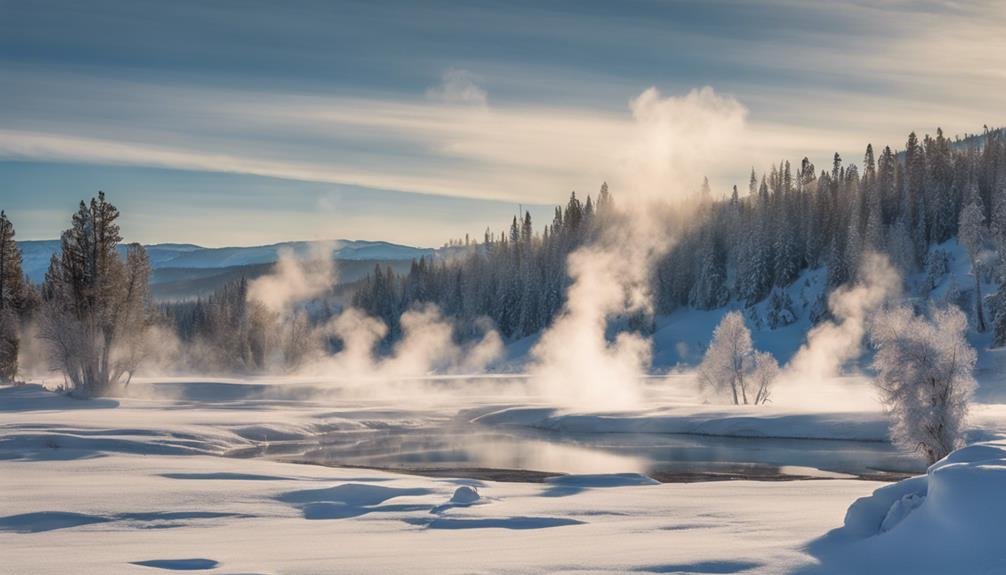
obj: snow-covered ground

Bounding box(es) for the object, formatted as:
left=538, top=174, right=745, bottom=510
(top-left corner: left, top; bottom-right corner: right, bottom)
left=3, top=376, right=1006, bottom=574
left=2, top=449, right=874, bottom=574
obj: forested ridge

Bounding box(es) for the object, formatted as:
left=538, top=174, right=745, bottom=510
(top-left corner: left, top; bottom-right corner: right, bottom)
left=353, top=127, right=1006, bottom=342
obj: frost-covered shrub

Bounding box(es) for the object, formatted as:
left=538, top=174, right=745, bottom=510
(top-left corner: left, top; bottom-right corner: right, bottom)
left=869, top=305, right=976, bottom=464
left=697, top=311, right=778, bottom=405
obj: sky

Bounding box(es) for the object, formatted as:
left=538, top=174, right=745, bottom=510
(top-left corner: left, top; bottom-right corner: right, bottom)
left=1, top=0, right=1004, bottom=248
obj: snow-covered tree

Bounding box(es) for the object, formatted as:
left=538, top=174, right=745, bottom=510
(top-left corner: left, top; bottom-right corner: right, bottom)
left=0, top=210, right=25, bottom=382
left=750, top=350, right=779, bottom=405
left=697, top=311, right=775, bottom=405
left=111, top=244, right=155, bottom=386
left=869, top=305, right=976, bottom=464
left=958, top=197, right=987, bottom=332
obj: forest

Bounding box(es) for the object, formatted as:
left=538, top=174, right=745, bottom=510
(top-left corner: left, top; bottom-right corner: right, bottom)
left=350, top=127, right=1006, bottom=342
left=1, top=127, right=1004, bottom=386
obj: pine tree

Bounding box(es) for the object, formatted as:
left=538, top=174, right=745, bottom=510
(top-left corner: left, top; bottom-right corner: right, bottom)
left=700, top=176, right=712, bottom=202
left=959, top=198, right=988, bottom=332
left=0, top=211, right=24, bottom=382
left=862, top=145, right=884, bottom=252
left=39, top=192, right=152, bottom=396
left=689, top=230, right=728, bottom=309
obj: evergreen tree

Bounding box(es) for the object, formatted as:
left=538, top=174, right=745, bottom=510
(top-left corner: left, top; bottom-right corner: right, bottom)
left=0, top=211, right=25, bottom=382
left=959, top=198, right=988, bottom=332
left=39, top=192, right=153, bottom=396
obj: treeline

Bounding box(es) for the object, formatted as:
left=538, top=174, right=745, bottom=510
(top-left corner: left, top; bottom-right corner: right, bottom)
left=0, top=211, right=39, bottom=382
left=162, top=279, right=318, bottom=372
left=354, top=127, right=1006, bottom=341
left=354, top=186, right=619, bottom=339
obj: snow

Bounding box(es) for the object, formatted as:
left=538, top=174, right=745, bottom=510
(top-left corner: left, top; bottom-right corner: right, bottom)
left=448, top=485, right=481, bottom=504
left=650, top=267, right=828, bottom=369
left=0, top=451, right=872, bottom=573
left=640, top=241, right=997, bottom=375
left=802, top=441, right=1006, bottom=574
left=3, top=374, right=1005, bottom=573
left=0, top=380, right=870, bottom=573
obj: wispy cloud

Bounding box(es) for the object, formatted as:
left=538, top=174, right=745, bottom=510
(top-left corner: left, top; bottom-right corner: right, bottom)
left=1, top=0, right=1004, bottom=243
left=425, top=68, right=488, bottom=107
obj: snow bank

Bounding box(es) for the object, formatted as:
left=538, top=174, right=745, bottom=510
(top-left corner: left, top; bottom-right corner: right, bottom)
left=803, top=441, right=1006, bottom=573
left=473, top=405, right=892, bottom=442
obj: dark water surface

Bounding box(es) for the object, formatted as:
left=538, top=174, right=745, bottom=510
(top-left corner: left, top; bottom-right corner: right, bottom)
left=231, top=421, right=923, bottom=482
left=139, top=378, right=923, bottom=483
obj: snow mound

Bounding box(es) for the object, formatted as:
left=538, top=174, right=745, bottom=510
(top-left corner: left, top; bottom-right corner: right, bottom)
left=449, top=485, right=481, bottom=504
left=842, top=442, right=1006, bottom=540
left=878, top=492, right=924, bottom=533
left=839, top=475, right=928, bottom=539
left=806, top=441, right=1006, bottom=573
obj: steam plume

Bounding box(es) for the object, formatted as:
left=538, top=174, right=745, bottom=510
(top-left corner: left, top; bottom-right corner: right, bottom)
left=774, top=253, right=902, bottom=407
left=247, top=243, right=337, bottom=314
left=530, top=87, right=747, bottom=410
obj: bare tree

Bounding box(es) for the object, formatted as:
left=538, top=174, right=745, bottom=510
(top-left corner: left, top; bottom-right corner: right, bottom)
left=751, top=351, right=779, bottom=405
left=697, top=311, right=776, bottom=405
left=870, top=305, right=976, bottom=464
left=110, top=244, right=154, bottom=386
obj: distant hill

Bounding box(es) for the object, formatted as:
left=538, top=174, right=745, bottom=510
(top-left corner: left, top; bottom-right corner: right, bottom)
left=18, top=239, right=434, bottom=301
left=149, top=258, right=416, bottom=302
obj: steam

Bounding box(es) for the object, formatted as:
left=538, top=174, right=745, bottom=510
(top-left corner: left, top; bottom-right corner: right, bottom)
left=620, top=86, right=747, bottom=202
left=17, top=86, right=760, bottom=410
left=305, top=305, right=503, bottom=381
left=247, top=243, right=337, bottom=313
left=244, top=245, right=503, bottom=381
left=530, top=246, right=653, bottom=409
left=316, top=308, right=387, bottom=376
left=530, top=87, right=747, bottom=410
left=773, top=253, right=902, bottom=408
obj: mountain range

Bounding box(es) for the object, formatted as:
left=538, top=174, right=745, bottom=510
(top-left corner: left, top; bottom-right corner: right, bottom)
left=18, top=239, right=434, bottom=301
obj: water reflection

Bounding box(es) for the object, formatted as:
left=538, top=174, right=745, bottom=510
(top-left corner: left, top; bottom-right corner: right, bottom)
left=242, top=423, right=924, bottom=482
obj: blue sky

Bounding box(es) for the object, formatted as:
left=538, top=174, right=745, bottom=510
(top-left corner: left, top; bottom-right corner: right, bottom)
left=1, top=0, right=1004, bottom=247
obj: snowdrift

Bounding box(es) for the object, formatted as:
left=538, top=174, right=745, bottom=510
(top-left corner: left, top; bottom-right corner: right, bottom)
left=804, top=441, right=1006, bottom=574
